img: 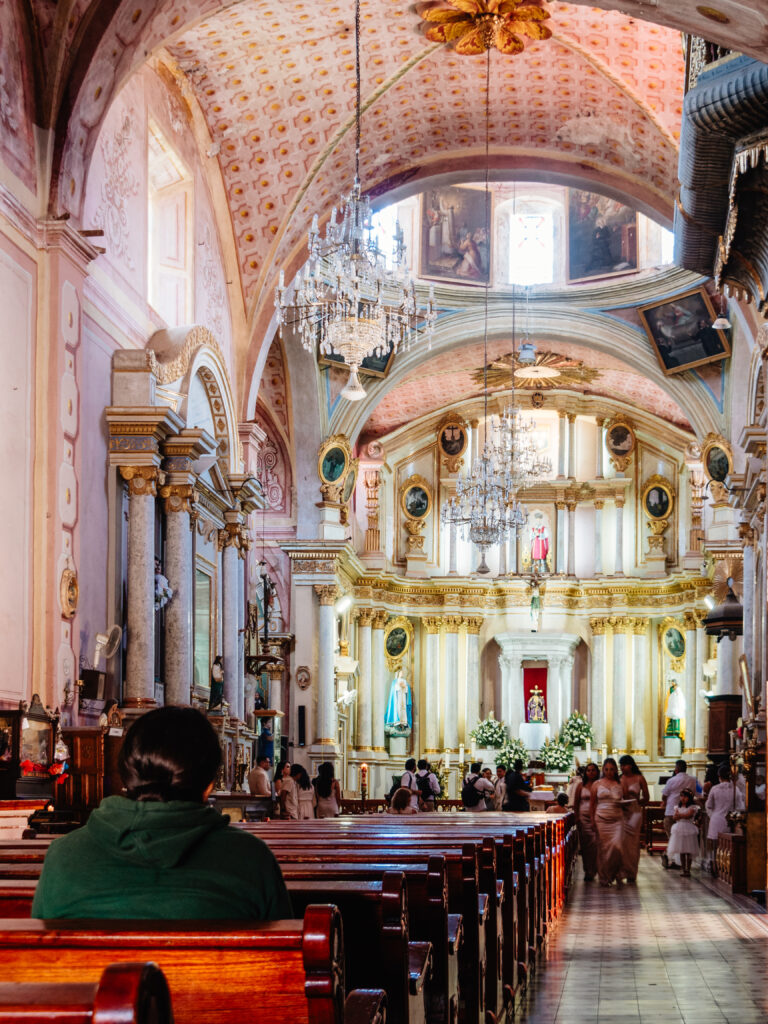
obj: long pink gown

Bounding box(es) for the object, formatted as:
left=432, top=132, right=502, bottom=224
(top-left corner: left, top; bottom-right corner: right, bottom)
left=621, top=777, right=644, bottom=882
left=577, top=782, right=598, bottom=880
left=594, top=780, right=625, bottom=885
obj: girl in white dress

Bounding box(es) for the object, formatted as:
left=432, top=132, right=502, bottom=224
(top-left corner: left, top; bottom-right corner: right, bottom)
left=291, top=764, right=317, bottom=820
left=666, top=789, right=699, bottom=876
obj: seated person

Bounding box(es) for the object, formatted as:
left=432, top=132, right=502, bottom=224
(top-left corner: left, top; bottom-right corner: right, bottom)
left=388, top=787, right=418, bottom=815
left=32, top=706, right=292, bottom=920
left=546, top=792, right=569, bottom=813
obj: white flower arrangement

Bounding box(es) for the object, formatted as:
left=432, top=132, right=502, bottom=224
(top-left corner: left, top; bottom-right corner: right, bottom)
left=559, top=709, right=594, bottom=748
left=540, top=735, right=573, bottom=772
left=470, top=711, right=507, bottom=749
left=494, top=738, right=530, bottom=770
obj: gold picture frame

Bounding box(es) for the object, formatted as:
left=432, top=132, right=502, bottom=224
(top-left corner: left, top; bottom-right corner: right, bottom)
left=384, top=615, right=413, bottom=672
left=59, top=568, right=79, bottom=619
left=604, top=417, right=636, bottom=474
left=317, top=434, right=352, bottom=486
left=400, top=474, right=432, bottom=521
left=701, top=433, right=733, bottom=485
left=436, top=414, right=468, bottom=474
left=641, top=475, right=675, bottom=523
left=638, top=286, right=731, bottom=376
left=660, top=617, right=686, bottom=672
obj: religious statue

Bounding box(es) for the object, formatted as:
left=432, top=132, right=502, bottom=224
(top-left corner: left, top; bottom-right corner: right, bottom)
left=530, top=516, right=550, bottom=573
left=154, top=557, right=173, bottom=611
left=529, top=575, right=541, bottom=632
left=527, top=685, right=546, bottom=723
left=209, top=656, right=224, bottom=710
left=384, top=674, right=413, bottom=736
left=664, top=680, right=686, bottom=742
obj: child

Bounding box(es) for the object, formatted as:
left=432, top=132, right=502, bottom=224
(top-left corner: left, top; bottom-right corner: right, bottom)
left=665, top=788, right=699, bottom=877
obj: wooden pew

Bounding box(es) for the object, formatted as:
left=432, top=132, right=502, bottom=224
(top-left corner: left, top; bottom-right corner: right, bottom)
left=0, top=905, right=382, bottom=1024
left=0, top=962, right=172, bottom=1024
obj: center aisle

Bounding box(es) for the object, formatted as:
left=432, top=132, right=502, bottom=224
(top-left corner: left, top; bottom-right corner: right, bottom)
left=517, top=853, right=768, bottom=1024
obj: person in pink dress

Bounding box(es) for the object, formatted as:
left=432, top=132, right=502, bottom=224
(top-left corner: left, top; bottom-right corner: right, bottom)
left=619, top=754, right=650, bottom=883
left=573, top=762, right=600, bottom=881
left=591, top=758, right=625, bottom=887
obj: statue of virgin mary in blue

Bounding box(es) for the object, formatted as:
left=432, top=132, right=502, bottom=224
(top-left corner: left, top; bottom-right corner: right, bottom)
left=384, top=675, right=413, bottom=737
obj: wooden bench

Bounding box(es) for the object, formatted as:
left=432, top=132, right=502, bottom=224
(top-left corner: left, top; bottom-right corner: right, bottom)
left=0, top=961, right=172, bottom=1024
left=0, top=905, right=386, bottom=1024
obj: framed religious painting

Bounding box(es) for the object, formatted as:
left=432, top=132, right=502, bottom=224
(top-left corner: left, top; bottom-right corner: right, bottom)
left=437, top=414, right=468, bottom=473
left=701, top=433, right=733, bottom=485
left=604, top=417, right=635, bottom=473
left=566, top=188, right=638, bottom=283
left=342, top=458, right=359, bottom=505
left=400, top=475, right=432, bottom=521
left=420, top=185, right=491, bottom=286
left=317, top=435, right=351, bottom=486
left=384, top=615, right=413, bottom=671
left=641, top=476, right=674, bottom=522
left=319, top=343, right=396, bottom=378
left=639, top=287, right=731, bottom=376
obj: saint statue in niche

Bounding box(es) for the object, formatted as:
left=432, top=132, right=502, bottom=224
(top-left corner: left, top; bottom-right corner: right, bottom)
left=664, top=681, right=686, bottom=742
left=527, top=686, right=546, bottom=723
left=530, top=515, right=550, bottom=573
left=384, top=675, right=413, bottom=736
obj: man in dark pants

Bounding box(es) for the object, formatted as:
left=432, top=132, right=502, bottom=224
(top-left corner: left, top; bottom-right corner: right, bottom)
left=503, top=759, right=532, bottom=812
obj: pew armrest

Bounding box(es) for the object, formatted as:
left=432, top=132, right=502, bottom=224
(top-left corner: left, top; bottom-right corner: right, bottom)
left=408, top=941, right=432, bottom=995
left=345, top=988, right=387, bottom=1024
left=495, top=880, right=504, bottom=905
left=447, top=914, right=463, bottom=956
left=477, top=893, right=489, bottom=925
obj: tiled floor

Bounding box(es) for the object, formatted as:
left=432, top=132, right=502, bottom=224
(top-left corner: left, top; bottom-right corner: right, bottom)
left=515, top=854, right=768, bottom=1023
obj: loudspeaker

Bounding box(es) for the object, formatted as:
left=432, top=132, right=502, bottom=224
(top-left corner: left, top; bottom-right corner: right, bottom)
left=79, top=670, right=105, bottom=701
left=298, top=705, right=306, bottom=747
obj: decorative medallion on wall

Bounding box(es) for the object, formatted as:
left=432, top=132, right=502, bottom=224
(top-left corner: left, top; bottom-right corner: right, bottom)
left=296, top=666, right=311, bottom=691
left=436, top=413, right=468, bottom=474
left=399, top=474, right=433, bottom=555
left=604, top=417, right=636, bottom=473
left=642, top=474, right=675, bottom=558
left=701, top=432, right=733, bottom=503
left=59, top=568, right=79, bottom=619
left=659, top=617, right=686, bottom=673
left=317, top=434, right=352, bottom=504
left=384, top=615, right=414, bottom=673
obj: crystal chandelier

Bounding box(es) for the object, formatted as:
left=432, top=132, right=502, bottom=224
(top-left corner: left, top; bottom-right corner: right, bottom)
left=275, top=0, right=435, bottom=401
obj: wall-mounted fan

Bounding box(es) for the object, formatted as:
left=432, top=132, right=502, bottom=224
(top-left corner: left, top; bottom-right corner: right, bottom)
left=93, top=625, right=123, bottom=670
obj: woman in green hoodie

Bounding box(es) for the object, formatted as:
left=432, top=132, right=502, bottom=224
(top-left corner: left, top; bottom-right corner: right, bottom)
left=32, top=706, right=292, bottom=921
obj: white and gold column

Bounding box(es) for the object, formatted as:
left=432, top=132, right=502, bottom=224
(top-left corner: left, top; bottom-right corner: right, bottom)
left=314, top=584, right=339, bottom=746
left=590, top=618, right=609, bottom=747
left=614, top=496, right=625, bottom=576
left=595, top=417, right=605, bottom=479
left=631, top=618, right=649, bottom=757
left=464, top=617, right=483, bottom=740
left=548, top=654, right=563, bottom=730
left=555, top=500, right=566, bottom=574
left=371, top=610, right=389, bottom=752
left=557, top=411, right=567, bottom=478
left=683, top=611, right=698, bottom=755
left=499, top=651, right=524, bottom=740
left=694, top=612, right=708, bottom=752
left=423, top=617, right=442, bottom=753
left=220, top=513, right=245, bottom=718
left=594, top=500, right=604, bottom=576
left=611, top=617, right=631, bottom=753
left=567, top=412, right=577, bottom=478
left=566, top=499, right=577, bottom=577
left=356, top=608, right=374, bottom=752
left=443, top=616, right=462, bottom=750
left=161, top=482, right=195, bottom=705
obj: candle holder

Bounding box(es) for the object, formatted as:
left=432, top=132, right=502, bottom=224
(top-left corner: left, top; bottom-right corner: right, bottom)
left=360, top=762, right=368, bottom=813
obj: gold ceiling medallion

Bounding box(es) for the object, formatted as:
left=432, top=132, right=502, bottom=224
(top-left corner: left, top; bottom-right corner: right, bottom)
left=420, top=0, right=552, bottom=56
left=605, top=417, right=636, bottom=474
left=436, top=413, right=468, bottom=474
left=60, top=567, right=79, bottom=619
left=474, top=351, right=600, bottom=392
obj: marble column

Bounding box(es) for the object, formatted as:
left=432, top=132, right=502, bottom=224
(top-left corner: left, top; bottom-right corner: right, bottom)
left=594, top=500, right=604, bottom=576
left=548, top=655, right=562, bottom=730
left=498, top=535, right=508, bottom=576
left=356, top=609, right=374, bottom=750
left=500, top=652, right=524, bottom=740
left=555, top=501, right=566, bottom=574
left=614, top=497, right=625, bottom=577
left=590, top=619, right=609, bottom=747
left=443, top=616, right=462, bottom=750
left=683, top=611, right=698, bottom=754
left=595, top=417, right=604, bottom=479
left=611, top=619, right=629, bottom=753
left=371, top=610, right=388, bottom=752
left=119, top=466, right=160, bottom=707
left=742, top=535, right=755, bottom=682
left=631, top=618, right=649, bottom=756
left=695, top=616, right=708, bottom=752
left=236, top=554, right=245, bottom=721
left=423, top=618, right=442, bottom=753
left=448, top=520, right=458, bottom=575
left=161, top=484, right=194, bottom=705
left=566, top=500, right=577, bottom=576
left=464, top=617, right=483, bottom=741
left=510, top=526, right=519, bottom=575
left=557, top=411, right=567, bottom=478
left=716, top=636, right=737, bottom=696
left=220, top=516, right=243, bottom=716
left=559, top=653, right=575, bottom=723
left=567, top=412, right=576, bottom=478
left=314, top=584, right=340, bottom=745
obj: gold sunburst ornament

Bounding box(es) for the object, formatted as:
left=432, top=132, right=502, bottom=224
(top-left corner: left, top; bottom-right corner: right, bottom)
left=420, top=0, right=552, bottom=56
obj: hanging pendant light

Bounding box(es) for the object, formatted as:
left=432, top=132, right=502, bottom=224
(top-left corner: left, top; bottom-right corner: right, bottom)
left=275, top=0, right=435, bottom=400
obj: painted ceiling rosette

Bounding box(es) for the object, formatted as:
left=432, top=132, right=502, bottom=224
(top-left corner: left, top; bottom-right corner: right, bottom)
left=420, top=0, right=552, bottom=56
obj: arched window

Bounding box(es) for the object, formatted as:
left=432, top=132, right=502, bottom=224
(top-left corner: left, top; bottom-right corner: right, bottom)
left=147, top=120, right=192, bottom=327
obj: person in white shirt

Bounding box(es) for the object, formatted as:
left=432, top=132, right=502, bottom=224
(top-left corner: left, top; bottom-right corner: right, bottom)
left=463, top=762, right=495, bottom=812
left=401, top=757, right=420, bottom=810
left=247, top=755, right=272, bottom=798
left=661, top=759, right=700, bottom=851
left=415, top=759, right=441, bottom=811
left=492, top=765, right=507, bottom=810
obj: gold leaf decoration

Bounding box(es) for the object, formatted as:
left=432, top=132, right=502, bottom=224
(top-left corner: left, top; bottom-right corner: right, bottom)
left=713, top=557, right=743, bottom=602
left=420, top=0, right=552, bottom=56
left=471, top=350, right=601, bottom=391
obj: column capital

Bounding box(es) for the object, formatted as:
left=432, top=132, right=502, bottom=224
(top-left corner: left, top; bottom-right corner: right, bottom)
left=609, top=616, right=633, bottom=635
left=443, top=615, right=463, bottom=633
left=314, top=584, right=340, bottom=606
left=683, top=610, right=699, bottom=632
left=567, top=412, right=577, bottom=423
left=372, top=609, right=389, bottom=629
left=590, top=617, right=610, bottom=635
left=594, top=499, right=605, bottom=510
left=693, top=608, right=708, bottom=629
left=463, top=616, right=484, bottom=635
left=499, top=652, right=522, bottom=671
left=615, top=496, right=626, bottom=509
left=357, top=607, right=374, bottom=627
left=558, top=409, right=567, bottom=420
left=631, top=617, right=650, bottom=635
left=739, top=522, right=757, bottom=547
left=159, top=482, right=196, bottom=514
left=119, top=464, right=161, bottom=497
left=423, top=616, right=442, bottom=634
left=555, top=500, right=566, bottom=511
left=218, top=522, right=247, bottom=551
left=566, top=499, right=577, bottom=512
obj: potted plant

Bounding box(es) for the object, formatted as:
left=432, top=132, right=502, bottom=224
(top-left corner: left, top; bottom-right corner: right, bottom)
left=559, top=710, right=594, bottom=760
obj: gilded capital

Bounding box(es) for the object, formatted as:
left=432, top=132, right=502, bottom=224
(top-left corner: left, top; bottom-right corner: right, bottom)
left=423, top=616, right=443, bottom=634
left=463, top=616, right=484, bottom=635
left=372, top=609, right=389, bottom=629
left=683, top=610, right=698, bottom=632
left=610, top=616, right=633, bottom=635
left=443, top=615, right=463, bottom=632
left=314, top=584, right=340, bottom=606
left=632, top=617, right=650, bottom=635
left=159, top=483, right=196, bottom=514
left=615, top=496, right=625, bottom=509
left=357, top=608, right=375, bottom=627
left=119, top=465, right=160, bottom=497
left=555, top=500, right=566, bottom=511
left=590, top=617, right=609, bottom=635
left=218, top=523, right=244, bottom=551
left=594, top=500, right=605, bottom=510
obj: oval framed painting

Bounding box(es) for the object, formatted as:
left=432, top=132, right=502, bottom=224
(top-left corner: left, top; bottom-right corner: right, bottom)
left=318, top=436, right=350, bottom=485
left=605, top=419, right=635, bottom=460
left=663, top=626, right=686, bottom=661
left=400, top=476, right=432, bottom=521
left=642, top=478, right=674, bottom=521
left=702, top=436, right=732, bottom=484
left=385, top=626, right=409, bottom=660
left=342, top=460, right=358, bottom=504
left=438, top=419, right=468, bottom=460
